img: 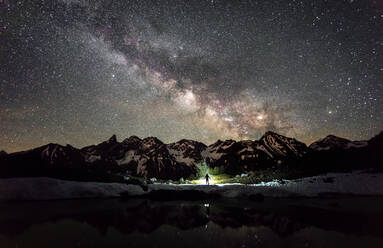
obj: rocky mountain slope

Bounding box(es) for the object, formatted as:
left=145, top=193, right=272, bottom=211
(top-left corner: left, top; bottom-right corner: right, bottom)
left=167, top=139, right=207, bottom=167
left=304, top=131, right=382, bottom=172
left=203, top=132, right=309, bottom=174
left=0, top=143, right=91, bottom=179
left=0, top=131, right=382, bottom=181
left=80, top=136, right=202, bottom=180
left=309, top=135, right=367, bottom=151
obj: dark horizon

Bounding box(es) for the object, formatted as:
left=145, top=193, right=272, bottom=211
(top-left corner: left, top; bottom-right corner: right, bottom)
left=2, top=128, right=382, bottom=154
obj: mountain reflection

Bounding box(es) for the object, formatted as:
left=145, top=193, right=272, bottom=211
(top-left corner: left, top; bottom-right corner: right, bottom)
left=1, top=197, right=383, bottom=239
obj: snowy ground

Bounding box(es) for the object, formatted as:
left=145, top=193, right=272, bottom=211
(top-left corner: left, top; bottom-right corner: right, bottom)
left=1, top=170, right=383, bottom=201
left=150, top=170, right=383, bottom=198
left=0, top=178, right=144, bottom=201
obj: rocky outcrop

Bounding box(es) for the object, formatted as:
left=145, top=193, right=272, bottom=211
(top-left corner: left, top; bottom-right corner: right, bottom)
left=203, top=139, right=274, bottom=174
left=203, top=132, right=309, bottom=174
left=81, top=135, right=122, bottom=163
left=259, top=131, right=309, bottom=159
left=131, top=137, right=197, bottom=180
left=82, top=136, right=200, bottom=180
left=167, top=139, right=207, bottom=167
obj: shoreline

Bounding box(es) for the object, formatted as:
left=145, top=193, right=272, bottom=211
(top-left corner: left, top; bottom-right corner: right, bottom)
left=1, top=170, right=383, bottom=202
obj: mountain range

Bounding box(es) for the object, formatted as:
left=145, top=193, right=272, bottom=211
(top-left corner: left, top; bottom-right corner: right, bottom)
left=0, top=131, right=382, bottom=181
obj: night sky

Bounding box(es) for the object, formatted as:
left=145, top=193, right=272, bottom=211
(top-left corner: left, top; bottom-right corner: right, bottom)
left=1, top=0, right=382, bottom=152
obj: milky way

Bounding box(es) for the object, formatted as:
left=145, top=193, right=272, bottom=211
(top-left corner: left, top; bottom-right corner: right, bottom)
left=0, top=0, right=382, bottom=152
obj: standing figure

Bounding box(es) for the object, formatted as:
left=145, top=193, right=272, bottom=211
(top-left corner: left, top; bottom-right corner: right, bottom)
left=205, top=173, right=211, bottom=185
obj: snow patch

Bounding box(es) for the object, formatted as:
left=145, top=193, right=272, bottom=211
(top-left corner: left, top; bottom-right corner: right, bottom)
left=0, top=178, right=144, bottom=201
left=148, top=170, right=383, bottom=198
left=117, top=150, right=136, bottom=165
left=86, top=155, right=101, bottom=163
left=1, top=171, right=383, bottom=201
left=167, top=148, right=195, bottom=166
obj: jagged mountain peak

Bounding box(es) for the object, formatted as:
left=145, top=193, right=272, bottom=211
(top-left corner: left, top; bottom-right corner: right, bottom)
left=122, top=135, right=141, bottom=144
left=169, top=139, right=207, bottom=149
left=261, top=132, right=291, bottom=146
left=238, top=140, right=253, bottom=145
left=210, top=139, right=236, bottom=149
left=66, top=144, right=77, bottom=150
left=30, top=143, right=86, bottom=165
left=141, top=137, right=164, bottom=149
left=309, top=134, right=367, bottom=151
left=1, top=130, right=382, bottom=181
left=167, top=139, right=206, bottom=168
left=174, top=138, right=199, bottom=144
left=259, top=132, right=308, bottom=158
left=142, top=136, right=163, bottom=143
left=40, top=143, right=67, bottom=152
left=175, top=138, right=191, bottom=143
left=80, top=135, right=122, bottom=161
left=40, top=143, right=68, bottom=151
left=260, top=131, right=298, bottom=142
left=107, top=135, right=118, bottom=143
left=128, top=135, right=141, bottom=140
left=262, top=131, right=281, bottom=137
left=209, top=139, right=222, bottom=147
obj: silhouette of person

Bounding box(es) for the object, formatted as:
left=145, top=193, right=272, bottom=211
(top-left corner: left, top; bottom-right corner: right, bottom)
left=205, top=173, right=210, bottom=185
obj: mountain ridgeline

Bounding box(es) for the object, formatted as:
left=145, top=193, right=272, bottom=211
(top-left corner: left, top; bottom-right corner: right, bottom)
left=0, top=131, right=382, bottom=181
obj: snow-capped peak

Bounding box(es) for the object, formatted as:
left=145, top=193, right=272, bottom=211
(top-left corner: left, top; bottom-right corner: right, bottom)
left=259, top=131, right=308, bottom=158
left=38, top=143, right=79, bottom=164
left=122, top=135, right=141, bottom=144
left=141, top=137, right=164, bottom=148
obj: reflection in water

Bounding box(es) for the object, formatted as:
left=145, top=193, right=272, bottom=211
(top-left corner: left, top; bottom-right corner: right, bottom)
left=0, top=197, right=383, bottom=248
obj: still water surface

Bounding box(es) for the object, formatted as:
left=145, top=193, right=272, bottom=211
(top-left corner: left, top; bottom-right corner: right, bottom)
left=0, top=197, right=382, bottom=248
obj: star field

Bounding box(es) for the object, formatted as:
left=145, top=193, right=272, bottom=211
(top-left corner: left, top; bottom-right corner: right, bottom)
left=0, top=0, right=382, bottom=152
